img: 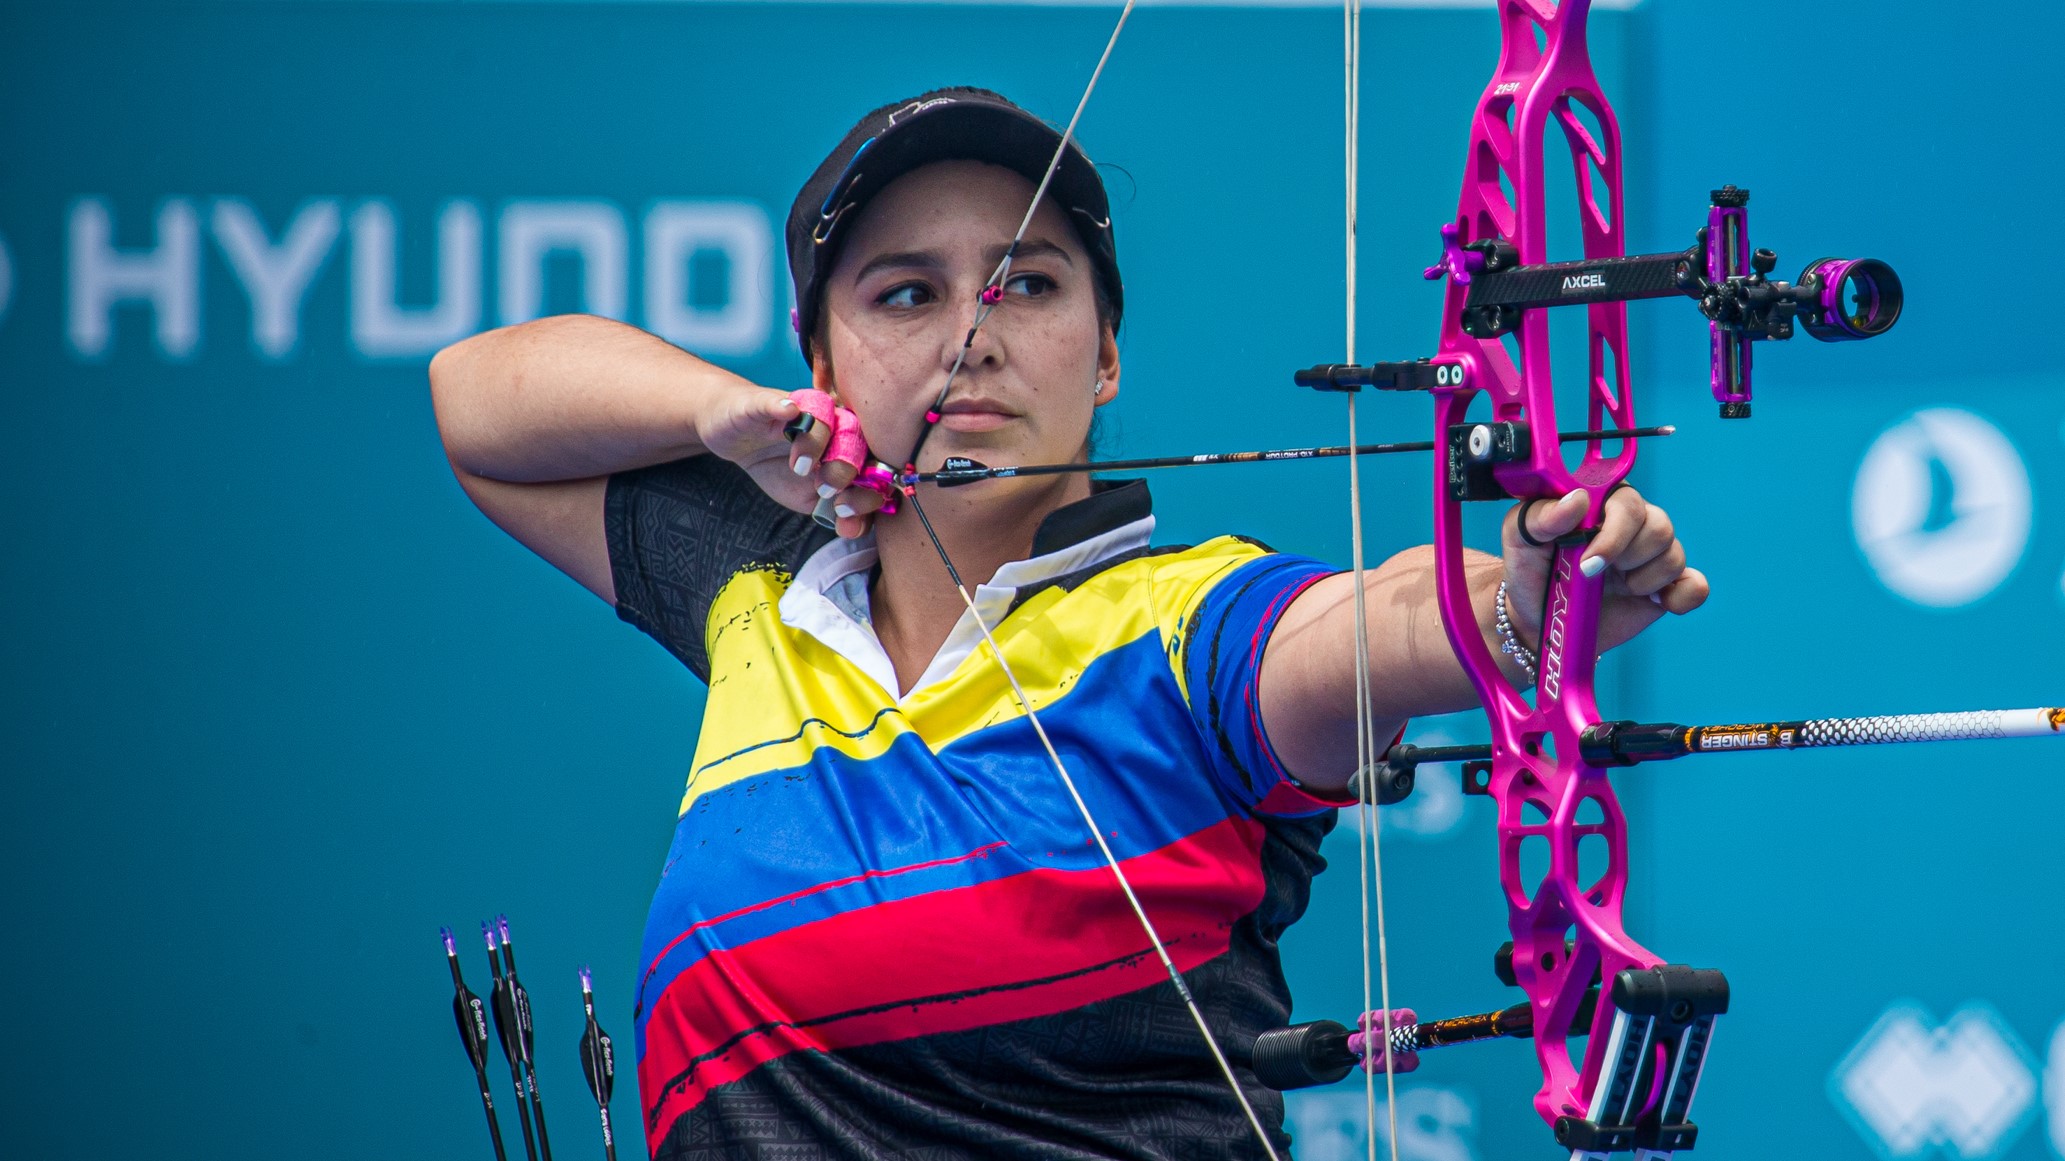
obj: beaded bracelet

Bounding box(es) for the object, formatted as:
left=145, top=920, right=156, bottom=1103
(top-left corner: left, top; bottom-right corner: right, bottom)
left=1494, top=581, right=1538, bottom=684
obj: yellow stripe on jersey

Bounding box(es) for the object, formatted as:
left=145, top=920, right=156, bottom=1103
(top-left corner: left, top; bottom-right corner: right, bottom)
left=680, top=538, right=1271, bottom=813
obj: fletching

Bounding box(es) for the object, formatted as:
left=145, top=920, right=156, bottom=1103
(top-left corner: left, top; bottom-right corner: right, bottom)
left=578, top=968, right=618, bottom=1161
left=443, top=927, right=510, bottom=1161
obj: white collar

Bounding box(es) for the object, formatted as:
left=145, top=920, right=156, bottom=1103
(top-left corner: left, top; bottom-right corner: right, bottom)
left=777, top=512, right=1154, bottom=703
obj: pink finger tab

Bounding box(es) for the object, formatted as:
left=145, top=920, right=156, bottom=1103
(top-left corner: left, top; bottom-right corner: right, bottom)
left=787, top=389, right=837, bottom=426
left=824, top=406, right=869, bottom=470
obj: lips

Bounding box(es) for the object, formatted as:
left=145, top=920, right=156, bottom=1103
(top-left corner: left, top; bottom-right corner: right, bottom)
left=937, top=398, right=1020, bottom=433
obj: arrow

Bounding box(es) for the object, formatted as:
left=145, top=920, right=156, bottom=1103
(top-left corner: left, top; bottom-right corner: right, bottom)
left=578, top=967, right=618, bottom=1161
left=900, top=426, right=1676, bottom=488
left=485, top=923, right=541, bottom=1161
left=497, top=917, right=555, bottom=1161
left=443, top=928, right=509, bottom=1161
left=1371, top=706, right=2065, bottom=778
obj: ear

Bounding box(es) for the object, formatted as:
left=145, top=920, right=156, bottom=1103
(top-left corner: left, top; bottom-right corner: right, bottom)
left=1092, top=325, right=1121, bottom=406
left=809, top=337, right=839, bottom=401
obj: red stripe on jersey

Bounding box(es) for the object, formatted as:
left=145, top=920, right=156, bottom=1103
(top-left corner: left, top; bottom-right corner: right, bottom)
left=638, top=815, right=1268, bottom=1150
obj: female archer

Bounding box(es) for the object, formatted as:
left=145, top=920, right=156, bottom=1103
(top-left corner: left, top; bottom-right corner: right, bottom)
left=428, top=87, right=1706, bottom=1161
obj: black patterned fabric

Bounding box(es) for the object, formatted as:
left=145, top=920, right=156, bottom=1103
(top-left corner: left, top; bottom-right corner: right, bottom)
left=605, top=455, right=832, bottom=681
left=649, top=812, right=1333, bottom=1161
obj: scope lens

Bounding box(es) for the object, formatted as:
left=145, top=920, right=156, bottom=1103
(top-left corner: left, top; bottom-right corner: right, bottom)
left=1799, top=257, right=1903, bottom=341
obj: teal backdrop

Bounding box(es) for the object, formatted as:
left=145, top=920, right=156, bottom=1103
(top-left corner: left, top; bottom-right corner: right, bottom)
left=2, top=3, right=2060, bottom=1160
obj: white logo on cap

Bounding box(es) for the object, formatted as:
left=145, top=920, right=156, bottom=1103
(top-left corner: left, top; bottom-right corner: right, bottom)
left=888, top=97, right=956, bottom=126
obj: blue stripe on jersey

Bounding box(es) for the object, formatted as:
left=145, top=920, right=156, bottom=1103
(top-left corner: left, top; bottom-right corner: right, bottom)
left=635, top=629, right=1233, bottom=1021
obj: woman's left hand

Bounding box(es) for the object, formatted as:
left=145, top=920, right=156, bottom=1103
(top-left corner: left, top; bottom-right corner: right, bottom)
left=1500, top=486, right=1709, bottom=654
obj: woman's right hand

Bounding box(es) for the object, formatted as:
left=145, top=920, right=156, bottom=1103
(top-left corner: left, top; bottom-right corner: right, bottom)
left=698, top=386, right=891, bottom=539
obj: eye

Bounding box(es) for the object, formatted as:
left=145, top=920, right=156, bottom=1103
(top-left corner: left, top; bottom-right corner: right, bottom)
left=878, top=282, right=935, bottom=309
left=1004, top=272, right=1057, bottom=298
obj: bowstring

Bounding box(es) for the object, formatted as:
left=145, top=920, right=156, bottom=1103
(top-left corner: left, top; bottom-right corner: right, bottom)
left=1343, top=0, right=1403, bottom=1159
left=891, top=2, right=1284, bottom=1157
left=902, top=0, right=1135, bottom=478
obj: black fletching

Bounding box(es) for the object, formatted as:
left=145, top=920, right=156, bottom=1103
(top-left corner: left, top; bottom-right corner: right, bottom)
left=933, top=456, right=988, bottom=487
left=579, top=969, right=619, bottom=1161
left=580, top=1021, right=615, bottom=1105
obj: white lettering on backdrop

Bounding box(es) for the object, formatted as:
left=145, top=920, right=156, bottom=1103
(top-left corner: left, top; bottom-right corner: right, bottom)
left=349, top=199, right=484, bottom=358
left=498, top=200, right=629, bottom=326
left=644, top=200, right=772, bottom=358
left=211, top=198, right=341, bottom=360
left=68, top=197, right=201, bottom=360
left=57, top=197, right=774, bottom=363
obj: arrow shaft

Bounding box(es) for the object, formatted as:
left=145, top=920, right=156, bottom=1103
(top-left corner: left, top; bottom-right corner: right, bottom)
left=905, top=426, right=1674, bottom=486
left=1604, top=707, right=2065, bottom=762
left=1380, top=707, right=2064, bottom=771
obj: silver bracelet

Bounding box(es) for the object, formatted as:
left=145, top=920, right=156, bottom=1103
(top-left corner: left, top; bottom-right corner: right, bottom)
left=1494, top=581, right=1538, bottom=683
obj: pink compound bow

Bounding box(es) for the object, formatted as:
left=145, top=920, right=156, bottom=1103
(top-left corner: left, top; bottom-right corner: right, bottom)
left=1422, top=2, right=1701, bottom=1145
left=793, top=2, right=2047, bottom=1158
left=1283, top=0, right=1908, bottom=1153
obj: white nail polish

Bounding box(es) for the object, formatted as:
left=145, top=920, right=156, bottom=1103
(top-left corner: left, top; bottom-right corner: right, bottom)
left=834, top=504, right=856, bottom=520
left=792, top=455, right=813, bottom=476
left=817, top=483, right=838, bottom=499
left=1650, top=592, right=1665, bottom=606
left=1580, top=555, right=1607, bottom=579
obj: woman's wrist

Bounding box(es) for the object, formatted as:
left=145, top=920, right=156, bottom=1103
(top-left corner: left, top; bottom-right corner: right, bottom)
left=1493, top=580, right=1539, bottom=684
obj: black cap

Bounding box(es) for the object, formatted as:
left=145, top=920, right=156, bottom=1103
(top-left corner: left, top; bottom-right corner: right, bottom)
left=785, top=86, right=1123, bottom=363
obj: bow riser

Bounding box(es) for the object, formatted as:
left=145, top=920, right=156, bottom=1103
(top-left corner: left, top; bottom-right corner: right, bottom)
left=1429, top=0, right=1658, bottom=1130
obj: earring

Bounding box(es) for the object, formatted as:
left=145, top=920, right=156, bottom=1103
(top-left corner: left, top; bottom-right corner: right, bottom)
left=1091, top=378, right=1103, bottom=396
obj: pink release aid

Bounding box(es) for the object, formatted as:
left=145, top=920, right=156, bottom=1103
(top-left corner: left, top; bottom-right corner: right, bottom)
left=785, top=390, right=898, bottom=517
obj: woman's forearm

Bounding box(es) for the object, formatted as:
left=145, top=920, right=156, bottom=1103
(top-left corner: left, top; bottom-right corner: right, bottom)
left=1356, top=545, right=1526, bottom=719
left=1260, top=546, right=1529, bottom=790
left=428, top=314, right=760, bottom=483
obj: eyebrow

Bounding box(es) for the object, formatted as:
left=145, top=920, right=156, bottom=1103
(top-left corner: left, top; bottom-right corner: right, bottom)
left=847, top=237, right=1076, bottom=285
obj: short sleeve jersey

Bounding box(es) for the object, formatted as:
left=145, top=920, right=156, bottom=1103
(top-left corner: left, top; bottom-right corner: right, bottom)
left=606, top=456, right=1350, bottom=1161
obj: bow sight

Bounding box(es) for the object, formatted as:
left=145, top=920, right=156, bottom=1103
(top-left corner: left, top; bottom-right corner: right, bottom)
left=1419, top=184, right=1902, bottom=418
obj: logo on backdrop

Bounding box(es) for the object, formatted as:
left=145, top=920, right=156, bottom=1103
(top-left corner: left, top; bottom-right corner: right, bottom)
left=1852, top=409, right=2032, bottom=608
left=60, top=197, right=776, bottom=363
left=1829, top=1002, right=2039, bottom=1160
left=1284, top=1086, right=1477, bottom=1161
left=2048, top=1021, right=2065, bottom=1157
